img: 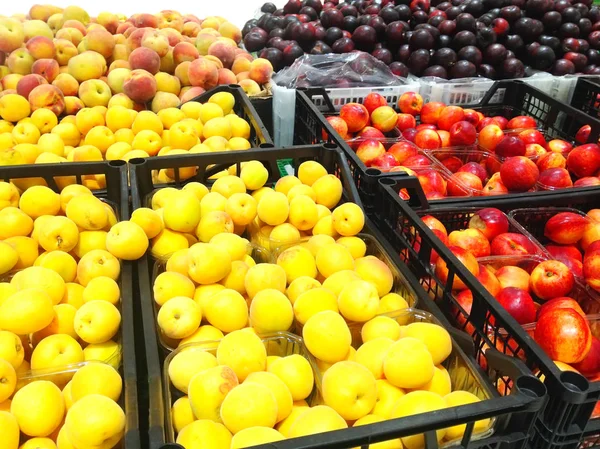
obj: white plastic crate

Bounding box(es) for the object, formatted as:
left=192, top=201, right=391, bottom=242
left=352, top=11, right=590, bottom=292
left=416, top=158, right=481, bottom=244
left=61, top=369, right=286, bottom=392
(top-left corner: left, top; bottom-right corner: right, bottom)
left=418, top=77, right=497, bottom=106
left=309, top=81, right=422, bottom=112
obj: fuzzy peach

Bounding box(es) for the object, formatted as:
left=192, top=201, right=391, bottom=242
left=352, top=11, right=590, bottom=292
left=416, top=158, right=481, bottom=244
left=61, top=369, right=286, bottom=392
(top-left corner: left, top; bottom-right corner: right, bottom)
left=54, top=39, right=78, bottom=66
left=122, top=69, right=157, bottom=104
left=238, top=79, right=261, bottom=96
left=217, top=68, right=237, bottom=85
left=231, top=58, right=251, bottom=75
left=173, top=42, right=199, bottom=65
left=207, top=41, right=236, bottom=69
left=16, top=74, right=48, bottom=99
left=179, top=86, right=205, bottom=103
left=129, top=47, right=161, bottom=75
left=6, top=48, right=34, bottom=75
left=31, top=58, right=60, bottom=83
left=29, top=84, right=65, bottom=116
left=188, top=58, right=218, bottom=89
left=141, top=31, right=170, bottom=58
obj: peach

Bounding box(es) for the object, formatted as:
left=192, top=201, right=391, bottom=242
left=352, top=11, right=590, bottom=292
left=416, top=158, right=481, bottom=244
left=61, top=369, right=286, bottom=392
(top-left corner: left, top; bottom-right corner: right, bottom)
left=217, top=68, right=237, bottom=85
left=1, top=73, right=22, bottom=90
left=0, top=18, right=25, bottom=53
left=218, top=22, right=242, bottom=43
left=370, top=106, right=397, bottom=133
left=538, top=168, right=573, bottom=189
left=26, top=36, right=55, bottom=60
left=160, top=49, right=176, bottom=74
left=79, top=79, right=112, bottom=107
left=127, top=27, right=149, bottom=49
left=109, top=60, right=131, bottom=72
left=17, top=74, right=48, bottom=99
left=175, top=61, right=192, bottom=86
left=544, top=212, right=589, bottom=245
left=236, top=71, right=250, bottom=81
left=420, top=101, right=446, bottom=125
left=537, top=152, right=566, bottom=171
left=477, top=264, right=502, bottom=297
left=32, top=58, right=60, bottom=82
left=55, top=27, right=84, bottom=46
left=6, top=48, right=34, bottom=75
left=184, top=14, right=202, bottom=24
left=159, top=28, right=183, bottom=46
left=68, top=51, right=107, bottom=82
left=157, top=10, right=184, bottom=32
left=530, top=260, right=574, bottom=300
left=548, top=139, right=573, bottom=154
left=417, top=169, right=447, bottom=196
left=123, top=69, right=157, bottom=103
left=582, top=223, right=600, bottom=251
left=187, top=58, right=218, bottom=90
left=438, top=106, right=465, bottom=131
left=151, top=91, right=181, bottom=113
left=525, top=143, right=547, bottom=158
left=183, top=21, right=202, bottom=38
left=326, top=116, right=350, bottom=139
left=434, top=245, right=479, bottom=290
left=132, top=13, right=159, bottom=28
left=129, top=47, right=161, bottom=75
left=495, top=136, right=526, bottom=158
left=29, top=4, right=63, bottom=22
left=499, top=156, right=539, bottom=192
left=414, top=129, right=441, bottom=150
left=173, top=42, right=200, bottom=65
left=575, top=177, right=600, bottom=187
left=495, top=265, right=530, bottom=291
left=238, top=79, right=261, bottom=96
left=204, top=55, right=224, bottom=70
left=356, top=139, right=385, bottom=166
left=448, top=228, right=491, bottom=258
left=567, top=144, right=600, bottom=178
left=155, top=72, right=181, bottom=95
left=207, top=41, right=236, bottom=69
left=478, top=124, right=504, bottom=152
left=398, top=92, right=423, bottom=116
left=140, top=32, right=169, bottom=58
left=248, top=58, right=273, bottom=85
left=506, top=115, right=537, bottom=130
left=234, top=50, right=253, bottom=61
left=107, top=68, right=132, bottom=94
left=64, top=96, right=85, bottom=115
left=97, top=12, right=120, bottom=34
left=85, top=29, right=115, bottom=59
left=54, top=39, right=78, bottom=66
left=47, top=13, right=64, bottom=34
left=61, top=19, right=87, bottom=36
left=179, top=86, right=205, bottom=103
left=449, top=121, right=477, bottom=146
left=448, top=171, right=481, bottom=196
left=29, top=84, right=65, bottom=116
left=396, top=113, right=416, bottom=131
left=231, top=57, right=251, bottom=75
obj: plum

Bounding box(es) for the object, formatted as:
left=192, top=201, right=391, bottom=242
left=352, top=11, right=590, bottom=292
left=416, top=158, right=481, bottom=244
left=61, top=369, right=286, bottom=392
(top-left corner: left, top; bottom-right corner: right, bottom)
left=395, top=5, right=412, bottom=21
left=432, top=47, right=459, bottom=68
left=423, top=65, right=449, bottom=77
left=588, top=49, right=600, bottom=64
left=501, top=6, right=522, bottom=22
left=386, top=21, right=406, bottom=44
left=439, top=34, right=453, bottom=47
left=242, top=20, right=259, bottom=36
left=542, top=11, right=562, bottom=31
left=504, top=34, right=525, bottom=53
left=502, top=57, right=525, bottom=77
left=343, top=16, right=359, bottom=32
left=484, top=43, right=508, bottom=64
left=562, top=7, right=582, bottom=23
left=439, top=20, right=457, bottom=35
left=332, top=37, right=355, bottom=53
left=340, top=5, right=358, bottom=16
left=352, top=25, right=378, bottom=51
left=410, top=29, right=436, bottom=49
left=243, top=28, right=269, bottom=52
left=590, top=31, right=600, bottom=49
left=560, top=22, right=581, bottom=38
left=408, top=48, right=431, bottom=75
left=456, top=13, right=477, bottom=32
left=477, top=27, right=497, bottom=47
left=552, top=58, right=577, bottom=74
left=539, top=35, right=561, bottom=52
left=478, top=63, right=497, bottom=78
left=372, top=47, right=393, bottom=64
left=304, top=0, right=323, bottom=13
left=397, top=44, right=412, bottom=63
left=564, top=51, right=588, bottom=70
left=321, top=9, right=345, bottom=28
left=261, top=2, right=277, bottom=13
left=411, top=10, right=430, bottom=25
left=453, top=30, right=477, bottom=49
left=579, top=18, right=593, bottom=36
left=465, top=0, right=486, bottom=17
left=458, top=45, right=483, bottom=65
left=380, top=6, right=401, bottom=23
left=450, top=60, right=477, bottom=77
left=531, top=45, right=556, bottom=69
left=429, top=15, right=446, bottom=27
left=325, top=27, right=344, bottom=45
left=259, top=47, right=284, bottom=71
left=283, top=0, right=303, bottom=14
left=300, top=6, right=318, bottom=20
left=492, top=18, right=510, bottom=36
left=526, top=0, right=554, bottom=17
left=269, top=28, right=286, bottom=38
left=390, top=61, right=410, bottom=76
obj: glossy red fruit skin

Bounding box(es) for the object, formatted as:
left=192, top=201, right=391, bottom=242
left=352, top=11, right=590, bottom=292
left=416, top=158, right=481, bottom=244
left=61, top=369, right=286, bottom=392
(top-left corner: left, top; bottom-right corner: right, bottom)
left=534, top=308, right=592, bottom=364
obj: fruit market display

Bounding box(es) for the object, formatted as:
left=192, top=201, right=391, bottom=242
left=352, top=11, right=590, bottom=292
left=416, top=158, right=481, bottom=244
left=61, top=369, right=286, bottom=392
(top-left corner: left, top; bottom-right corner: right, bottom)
left=245, top=0, right=600, bottom=79
left=416, top=207, right=600, bottom=380
left=0, top=6, right=273, bottom=169
left=324, top=91, right=600, bottom=199
left=0, top=181, right=149, bottom=449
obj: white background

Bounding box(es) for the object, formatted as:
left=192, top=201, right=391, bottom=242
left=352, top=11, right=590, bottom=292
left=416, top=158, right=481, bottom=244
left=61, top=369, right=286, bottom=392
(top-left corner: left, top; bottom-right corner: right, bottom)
left=1, top=1, right=283, bottom=28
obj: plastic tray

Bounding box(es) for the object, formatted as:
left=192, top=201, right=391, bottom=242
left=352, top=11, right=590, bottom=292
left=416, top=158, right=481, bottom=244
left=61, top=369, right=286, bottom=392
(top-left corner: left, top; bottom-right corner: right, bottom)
left=186, top=84, right=273, bottom=148
left=569, top=77, right=600, bottom=121
left=159, top=310, right=546, bottom=449
left=376, top=177, right=600, bottom=449
left=0, top=160, right=140, bottom=449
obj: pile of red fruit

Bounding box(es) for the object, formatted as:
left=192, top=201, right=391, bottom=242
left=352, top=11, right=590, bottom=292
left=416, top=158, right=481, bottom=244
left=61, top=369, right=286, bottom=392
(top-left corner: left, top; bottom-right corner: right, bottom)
left=244, top=0, right=600, bottom=79
left=420, top=208, right=599, bottom=379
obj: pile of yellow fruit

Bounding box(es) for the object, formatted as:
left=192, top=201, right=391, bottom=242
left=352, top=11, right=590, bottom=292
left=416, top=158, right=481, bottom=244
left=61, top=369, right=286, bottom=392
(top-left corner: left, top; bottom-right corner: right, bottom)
left=0, top=90, right=255, bottom=177
left=0, top=181, right=149, bottom=449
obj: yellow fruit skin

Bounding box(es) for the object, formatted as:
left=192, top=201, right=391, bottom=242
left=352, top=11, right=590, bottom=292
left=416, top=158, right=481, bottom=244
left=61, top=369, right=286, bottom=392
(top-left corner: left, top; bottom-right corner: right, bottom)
left=11, top=380, right=65, bottom=437
left=220, top=382, right=278, bottom=434
left=0, top=288, right=54, bottom=334
left=0, top=411, right=19, bottom=449
left=65, top=394, right=125, bottom=449
left=188, top=365, right=238, bottom=422
left=70, top=362, right=123, bottom=402
left=176, top=419, right=232, bottom=449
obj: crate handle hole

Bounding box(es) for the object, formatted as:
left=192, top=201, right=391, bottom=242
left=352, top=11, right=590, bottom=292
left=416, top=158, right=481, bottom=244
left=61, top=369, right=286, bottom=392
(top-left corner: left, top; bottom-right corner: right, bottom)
left=559, top=371, right=589, bottom=394
left=379, top=178, right=396, bottom=186
left=109, top=160, right=126, bottom=168
left=515, top=376, right=546, bottom=399
left=366, top=168, right=382, bottom=176
left=128, top=158, right=146, bottom=166
left=323, top=143, right=337, bottom=150
left=259, top=143, right=275, bottom=149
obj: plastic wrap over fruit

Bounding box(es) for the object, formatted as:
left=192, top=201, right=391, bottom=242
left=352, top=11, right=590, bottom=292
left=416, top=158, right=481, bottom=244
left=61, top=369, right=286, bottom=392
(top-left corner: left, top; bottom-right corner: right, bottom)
left=273, top=52, right=405, bottom=88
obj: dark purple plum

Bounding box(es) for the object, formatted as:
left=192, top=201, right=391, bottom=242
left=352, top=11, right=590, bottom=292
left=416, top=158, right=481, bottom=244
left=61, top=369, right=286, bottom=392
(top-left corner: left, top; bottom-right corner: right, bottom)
left=564, top=51, right=588, bottom=70
left=380, top=6, right=401, bottom=23
left=259, top=47, right=284, bottom=70
left=584, top=64, right=598, bottom=73
left=453, top=30, right=477, bottom=49
left=257, top=13, right=272, bottom=30
left=429, top=15, right=446, bottom=27
left=340, top=5, right=358, bottom=16
left=562, top=7, right=582, bottom=23
left=477, top=27, right=497, bottom=47
left=589, top=5, right=600, bottom=22
left=512, top=0, right=526, bottom=8
left=273, top=8, right=284, bottom=16
left=525, top=0, right=553, bottom=16
left=439, top=34, right=453, bottom=47
left=283, top=42, right=305, bottom=65
left=343, top=15, right=359, bottom=32
left=284, top=0, right=303, bottom=14
left=365, top=4, right=381, bottom=14
left=538, top=35, right=561, bottom=52
left=502, top=57, right=525, bottom=77
left=407, top=49, right=431, bottom=75
left=352, top=25, right=378, bottom=51
left=357, top=15, right=371, bottom=26
left=562, top=37, right=580, bottom=52
left=368, top=16, right=388, bottom=38
left=527, top=41, right=541, bottom=55
left=542, top=11, right=562, bottom=31
left=395, top=4, right=412, bottom=21
left=552, top=58, right=576, bottom=74
left=262, top=2, right=277, bottom=13
left=500, top=5, right=522, bottom=22
left=560, top=23, right=581, bottom=37
left=416, top=23, right=441, bottom=40
left=458, top=45, right=483, bottom=66
left=588, top=48, right=600, bottom=64
left=574, top=3, right=589, bottom=16
left=310, top=41, right=333, bottom=54
left=554, top=0, right=572, bottom=13
left=439, top=20, right=457, bottom=34
left=437, top=1, right=453, bottom=10
left=446, top=6, right=462, bottom=19
left=423, top=65, right=449, bottom=77
left=284, top=15, right=301, bottom=27
left=325, top=27, right=344, bottom=45
left=504, top=34, right=525, bottom=53
left=456, top=13, right=477, bottom=31
left=432, top=47, right=458, bottom=68
left=410, top=29, right=435, bottom=49
left=492, top=18, right=510, bottom=36
left=479, top=14, right=494, bottom=26
left=513, top=18, right=544, bottom=41
left=411, top=10, right=430, bottom=25
left=390, top=61, right=410, bottom=76
left=321, top=9, right=345, bottom=28
left=243, top=28, right=269, bottom=52
left=386, top=21, right=406, bottom=43
left=300, top=6, right=318, bottom=20
left=579, top=18, right=593, bottom=36
left=267, top=36, right=283, bottom=48
left=464, top=0, right=485, bottom=17
left=531, top=45, right=556, bottom=69
left=372, top=47, right=393, bottom=64
left=478, top=63, right=497, bottom=78
left=331, top=37, right=355, bottom=53
left=269, top=28, right=286, bottom=38
left=590, top=31, right=600, bottom=49
left=304, top=0, right=323, bottom=13
left=410, top=0, right=431, bottom=12
left=396, top=45, right=412, bottom=65
left=314, top=26, right=326, bottom=41
left=450, top=60, right=477, bottom=77
left=484, top=43, right=508, bottom=64
left=242, top=20, right=258, bottom=37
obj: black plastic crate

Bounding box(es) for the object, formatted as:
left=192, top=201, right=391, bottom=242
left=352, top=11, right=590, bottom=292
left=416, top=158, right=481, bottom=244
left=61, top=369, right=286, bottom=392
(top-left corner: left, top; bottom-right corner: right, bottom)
left=128, top=145, right=546, bottom=449
left=570, top=77, right=600, bottom=121
left=377, top=176, right=600, bottom=449
left=187, top=84, right=273, bottom=147
left=0, top=160, right=141, bottom=449
left=293, top=80, right=600, bottom=215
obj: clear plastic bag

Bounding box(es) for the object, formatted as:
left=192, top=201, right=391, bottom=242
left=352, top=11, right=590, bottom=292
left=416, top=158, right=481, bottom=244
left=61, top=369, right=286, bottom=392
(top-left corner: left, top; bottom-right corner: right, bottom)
left=273, top=52, right=404, bottom=89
